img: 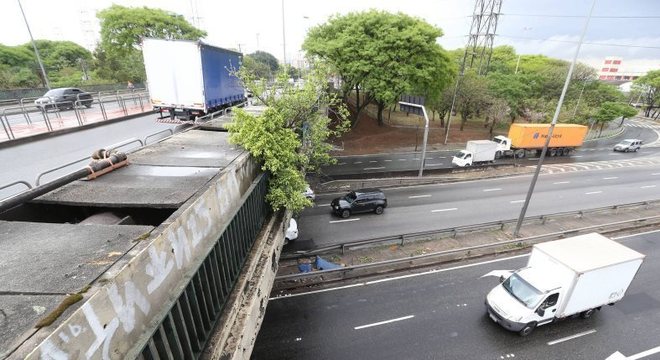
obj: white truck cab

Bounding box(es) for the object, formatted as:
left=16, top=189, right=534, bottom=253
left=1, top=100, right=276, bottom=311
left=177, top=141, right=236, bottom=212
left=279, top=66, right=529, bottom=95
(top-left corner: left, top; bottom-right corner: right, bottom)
left=492, top=135, right=512, bottom=152
left=451, top=150, right=472, bottom=167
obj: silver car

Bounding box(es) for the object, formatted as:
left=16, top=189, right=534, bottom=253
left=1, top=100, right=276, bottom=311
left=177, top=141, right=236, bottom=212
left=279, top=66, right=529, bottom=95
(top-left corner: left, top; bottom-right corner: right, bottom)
left=613, top=139, right=642, bottom=152
left=34, top=88, right=93, bottom=111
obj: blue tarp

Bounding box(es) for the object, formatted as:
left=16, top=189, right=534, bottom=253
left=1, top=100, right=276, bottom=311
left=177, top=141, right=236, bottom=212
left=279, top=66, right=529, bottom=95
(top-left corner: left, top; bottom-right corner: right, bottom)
left=315, top=256, right=342, bottom=270
left=298, top=263, right=312, bottom=273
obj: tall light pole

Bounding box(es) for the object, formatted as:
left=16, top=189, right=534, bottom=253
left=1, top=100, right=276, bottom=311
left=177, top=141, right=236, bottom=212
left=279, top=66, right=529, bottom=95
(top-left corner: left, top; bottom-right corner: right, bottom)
left=281, top=0, right=287, bottom=65
left=399, top=101, right=429, bottom=177
left=514, top=27, right=532, bottom=75
left=17, top=0, right=50, bottom=89
left=513, top=0, right=596, bottom=238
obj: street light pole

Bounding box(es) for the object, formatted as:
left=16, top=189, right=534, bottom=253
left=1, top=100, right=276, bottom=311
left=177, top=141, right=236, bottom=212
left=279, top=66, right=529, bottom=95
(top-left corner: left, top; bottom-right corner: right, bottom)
left=513, top=0, right=596, bottom=238
left=17, top=0, right=50, bottom=90
left=399, top=101, right=429, bottom=177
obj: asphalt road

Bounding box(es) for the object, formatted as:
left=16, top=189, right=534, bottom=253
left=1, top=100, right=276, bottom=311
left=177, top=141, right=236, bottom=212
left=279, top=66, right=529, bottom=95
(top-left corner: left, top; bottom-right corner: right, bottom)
left=253, top=230, right=660, bottom=360
left=0, top=113, right=185, bottom=200
left=296, top=163, right=660, bottom=249
left=322, top=118, right=660, bottom=176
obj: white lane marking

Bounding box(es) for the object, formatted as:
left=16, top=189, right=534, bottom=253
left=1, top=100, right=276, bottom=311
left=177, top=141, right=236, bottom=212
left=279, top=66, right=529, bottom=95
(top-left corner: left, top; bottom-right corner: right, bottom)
left=431, top=208, right=458, bottom=213
left=354, top=161, right=362, bottom=164
left=369, top=160, right=378, bottom=163
left=483, top=188, right=502, bottom=192
left=547, top=329, right=596, bottom=346
left=652, top=173, right=660, bottom=176
left=408, top=194, right=432, bottom=199
left=399, top=158, right=408, bottom=161
left=603, top=177, right=618, bottom=180
left=329, top=218, right=360, bottom=224
left=426, top=163, right=444, bottom=166
left=269, top=254, right=530, bottom=299
left=338, top=162, right=347, bottom=165
left=612, top=345, right=660, bottom=360
left=364, top=167, right=385, bottom=170
left=553, top=181, right=570, bottom=185
left=510, top=200, right=525, bottom=204
left=426, top=157, right=434, bottom=160
left=384, top=159, right=392, bottom=162
left=317, top=204, right=331, bottom=207
left=571, top=155, right=583, bottom=158
left=354, top=315, right=415, bottom=330
left=615, top=229, right=660, bottom=240
left=641, top=185, right=657, bottom=189
left=585, top=191, right=603, bottom=195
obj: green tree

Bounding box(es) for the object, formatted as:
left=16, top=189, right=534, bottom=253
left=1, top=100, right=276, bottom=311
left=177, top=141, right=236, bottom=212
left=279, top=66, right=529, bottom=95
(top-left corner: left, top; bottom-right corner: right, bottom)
left=303, top=10, right=453, bottom=125
left=227, top=63, right=350, bottom=212
left=634, top=70, right=660, bottom=118
left=247, top=51, right=279, bottom=73
left=95, top=5, right=206, bottom=82
left=455, top=72, right=491, bottom=130
left=484, top=98, right=510, bottom=136
left=593, top=101, right=622, bottom=135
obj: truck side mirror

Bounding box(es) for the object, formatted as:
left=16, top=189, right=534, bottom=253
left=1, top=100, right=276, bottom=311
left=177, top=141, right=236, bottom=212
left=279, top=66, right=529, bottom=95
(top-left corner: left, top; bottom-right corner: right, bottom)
left=536, top=308, right=545, bottom=317
left=499, top=275, right=505, bottom=283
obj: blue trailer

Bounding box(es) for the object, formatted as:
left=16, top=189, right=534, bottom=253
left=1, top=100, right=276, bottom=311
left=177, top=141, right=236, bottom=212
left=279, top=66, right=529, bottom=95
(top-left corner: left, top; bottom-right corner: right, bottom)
left=142, top=38, right=245, bottom=120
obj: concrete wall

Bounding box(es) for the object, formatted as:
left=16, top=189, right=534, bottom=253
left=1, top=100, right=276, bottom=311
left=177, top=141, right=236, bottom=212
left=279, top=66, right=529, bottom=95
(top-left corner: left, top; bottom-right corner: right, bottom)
left=16, top=153, right=260, bottom=359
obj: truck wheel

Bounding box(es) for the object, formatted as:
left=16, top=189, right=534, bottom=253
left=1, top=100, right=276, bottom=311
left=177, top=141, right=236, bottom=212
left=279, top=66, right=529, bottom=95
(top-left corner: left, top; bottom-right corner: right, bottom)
left=562, top=148, right=570, bottom=156
left=495, top=151, right=502, bottom=159
left=374, top=205, right=384, bottom=215
left=341, top=209, right=350, bottom=218
left=580, top=309, right=595, bottom=319
left=515, top=150, right=525, bottom=159
left=549, top=149, right=557, bottom=157
left=519, top=322, right=537, bottom=337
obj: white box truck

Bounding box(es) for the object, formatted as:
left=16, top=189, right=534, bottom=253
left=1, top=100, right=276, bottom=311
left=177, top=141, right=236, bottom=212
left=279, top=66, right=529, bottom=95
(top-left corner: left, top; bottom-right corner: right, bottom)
left=452, top=140, right=498, bottom=167
left=485, top=233, right=645, bottom=336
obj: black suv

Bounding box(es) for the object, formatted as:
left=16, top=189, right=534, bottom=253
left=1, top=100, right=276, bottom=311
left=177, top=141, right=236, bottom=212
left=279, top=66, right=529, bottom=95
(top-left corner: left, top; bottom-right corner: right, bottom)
left=331, top=188, right=387, bottom=218
left=34, top=88, right=93, bottom=111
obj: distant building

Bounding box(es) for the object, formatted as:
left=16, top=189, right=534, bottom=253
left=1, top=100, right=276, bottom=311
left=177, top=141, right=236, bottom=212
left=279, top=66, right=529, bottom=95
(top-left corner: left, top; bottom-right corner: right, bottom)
left=598, top=57, right=641, bottom=84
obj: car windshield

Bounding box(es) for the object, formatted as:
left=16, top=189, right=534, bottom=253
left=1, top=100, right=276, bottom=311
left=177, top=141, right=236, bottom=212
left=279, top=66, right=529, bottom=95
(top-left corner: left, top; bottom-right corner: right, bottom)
left=454, top=151, right=466, bottom=158
left=493, top=137, right=503, bottom=144
left=501, top=273, right=544, bottom=309
left=44, top=89, right=65, bottom=96
left=343, top=192, right=357, bottom=203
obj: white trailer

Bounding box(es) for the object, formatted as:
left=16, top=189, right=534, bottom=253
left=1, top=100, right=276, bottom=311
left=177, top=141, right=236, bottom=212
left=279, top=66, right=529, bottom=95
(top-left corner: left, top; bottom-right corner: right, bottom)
left=485, top=233, right=645, bottom=336
left=451, top=140, right=498, bottom=167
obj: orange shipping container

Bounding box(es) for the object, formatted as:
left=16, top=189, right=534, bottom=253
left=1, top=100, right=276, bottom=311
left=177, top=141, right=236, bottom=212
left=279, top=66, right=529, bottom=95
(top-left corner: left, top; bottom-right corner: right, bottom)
left=507, top=123, right=588, bottom=149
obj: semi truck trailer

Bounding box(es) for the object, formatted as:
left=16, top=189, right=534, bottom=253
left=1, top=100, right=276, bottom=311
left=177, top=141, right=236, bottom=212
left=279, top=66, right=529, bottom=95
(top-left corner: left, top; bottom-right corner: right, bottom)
left=142, top=38, right=245, bottom=121
left=452, top=123, right=588, bottom=166
left=485, top=233, right=645, bottom=336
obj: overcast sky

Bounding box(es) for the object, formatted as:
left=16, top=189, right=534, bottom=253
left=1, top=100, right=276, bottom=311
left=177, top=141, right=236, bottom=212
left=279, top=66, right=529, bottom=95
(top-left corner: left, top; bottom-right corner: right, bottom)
left=2, top=0, right=659, bottom=73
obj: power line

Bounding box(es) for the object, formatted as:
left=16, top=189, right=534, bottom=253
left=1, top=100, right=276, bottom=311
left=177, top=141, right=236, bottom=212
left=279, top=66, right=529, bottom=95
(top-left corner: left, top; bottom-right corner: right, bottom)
left=501, top=13, right=660, bottom=19
left=498, top=34, right=660, bottom=50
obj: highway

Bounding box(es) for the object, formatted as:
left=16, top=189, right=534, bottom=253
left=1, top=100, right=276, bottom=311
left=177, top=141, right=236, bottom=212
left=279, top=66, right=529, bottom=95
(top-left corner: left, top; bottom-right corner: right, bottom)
left=253, top=230, right=660, bottom=360
left=322, top=118, right=660, bottom=176
left=296, top=162, right=660, bottom=249
left=0, top=112, right=185, bottom=200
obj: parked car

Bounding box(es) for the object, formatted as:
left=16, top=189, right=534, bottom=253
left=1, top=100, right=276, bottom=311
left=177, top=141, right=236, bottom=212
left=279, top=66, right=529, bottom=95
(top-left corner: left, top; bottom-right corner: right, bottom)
left=303, top=187, right=316, bottom=201
left=613, top=139, right=642, bottom=152
left=34, top=88, right=93, bottom=111
left=285, top=218, right=298, bottom=243
left=330, top=188, right=387, bottom=218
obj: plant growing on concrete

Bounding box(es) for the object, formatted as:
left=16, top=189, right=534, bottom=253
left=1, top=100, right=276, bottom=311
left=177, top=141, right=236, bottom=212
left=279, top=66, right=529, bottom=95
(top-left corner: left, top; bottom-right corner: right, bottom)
left=228, top=63, right=350, bottom=212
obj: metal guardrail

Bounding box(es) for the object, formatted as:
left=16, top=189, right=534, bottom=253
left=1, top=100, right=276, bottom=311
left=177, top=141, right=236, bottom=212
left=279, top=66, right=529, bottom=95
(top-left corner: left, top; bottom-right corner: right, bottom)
left=285, top=199, right=660, bottom=258
left=275, top=212, right=660, bottom=284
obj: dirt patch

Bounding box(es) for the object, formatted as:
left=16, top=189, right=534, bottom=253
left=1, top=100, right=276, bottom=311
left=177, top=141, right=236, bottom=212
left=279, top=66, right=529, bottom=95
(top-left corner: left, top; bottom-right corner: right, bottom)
left=332, top=102, right=507, bottom=155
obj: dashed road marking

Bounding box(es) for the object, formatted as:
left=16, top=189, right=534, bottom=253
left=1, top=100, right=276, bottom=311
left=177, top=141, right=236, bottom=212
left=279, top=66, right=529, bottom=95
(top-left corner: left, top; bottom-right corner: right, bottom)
left=603, top=177, right=618, bottom=180
left=354, top=161, right=362, bottom=164
left=354, top=315, right=415, bottom=330
left=431, top=208, right=458, bottom=213
left=547, top=329, right=596, bottom=346
left=483, top=188, right=502, bottom=192
left=399, top=158, right=407, bottom=161
left=510, top=200, right=525, bottom=204
left=369, top=160, right=378, bottom=163
left=553, top=181, right=570, bottom=185
left=641, top=185, right=657, bottom=189
left=329, top=218, right=360, bottom=224
left=384, top=159, right=392, bottom=162
left=409, top=195, right=432, bottom=199
left=585, top=191, right=603, bottom=195
left=364, top=167, right=385, bottom=170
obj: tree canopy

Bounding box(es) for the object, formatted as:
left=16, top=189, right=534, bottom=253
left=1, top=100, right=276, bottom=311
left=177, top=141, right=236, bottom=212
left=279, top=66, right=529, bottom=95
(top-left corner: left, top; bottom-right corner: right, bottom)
left=634, top=69, right=660, bottom=118
left=303, top=10, right=454, bottom=125
left=227, top=63, right=350, bottom=212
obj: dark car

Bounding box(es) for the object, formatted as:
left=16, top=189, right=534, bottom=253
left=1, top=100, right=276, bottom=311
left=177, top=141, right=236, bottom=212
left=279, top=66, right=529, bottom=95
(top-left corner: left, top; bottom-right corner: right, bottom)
left=330, top=188, right=387, bottom=218
left=34, top=88, right=93, bottom=111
